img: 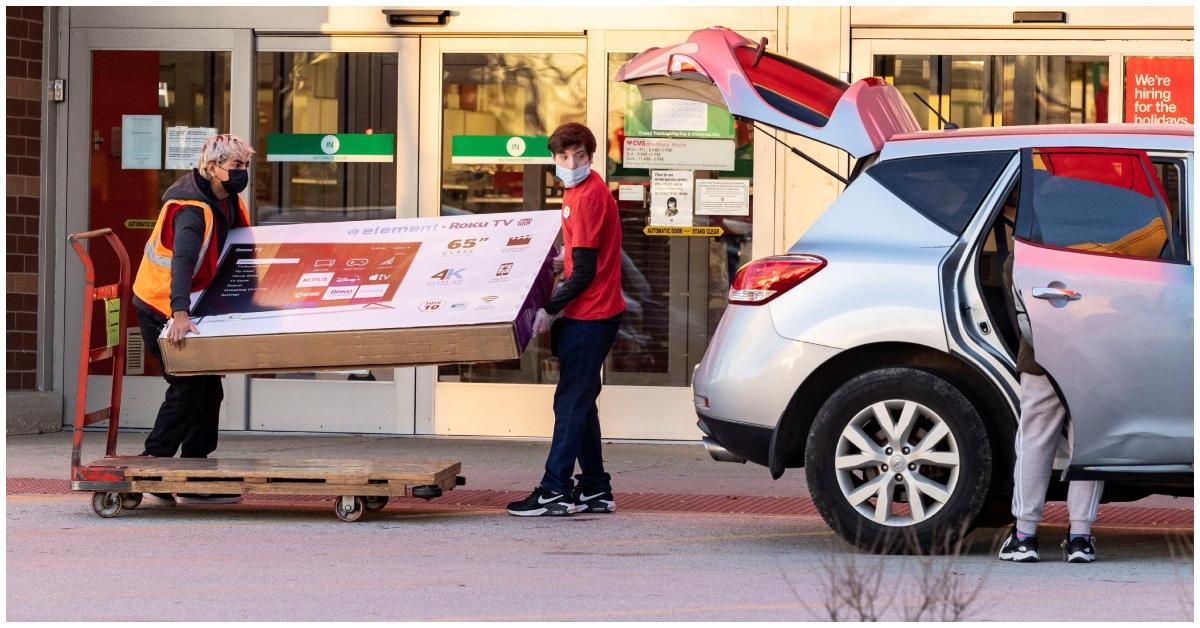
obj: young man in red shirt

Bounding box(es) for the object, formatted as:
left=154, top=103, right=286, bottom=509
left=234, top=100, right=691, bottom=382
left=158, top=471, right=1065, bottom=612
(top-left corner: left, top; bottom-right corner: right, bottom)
left=507, top=123, right=625, bottom=517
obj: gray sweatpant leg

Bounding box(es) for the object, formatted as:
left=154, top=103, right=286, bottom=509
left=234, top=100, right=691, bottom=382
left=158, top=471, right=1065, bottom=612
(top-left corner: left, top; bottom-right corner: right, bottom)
left=1011, top=373, right=1104, bottom=536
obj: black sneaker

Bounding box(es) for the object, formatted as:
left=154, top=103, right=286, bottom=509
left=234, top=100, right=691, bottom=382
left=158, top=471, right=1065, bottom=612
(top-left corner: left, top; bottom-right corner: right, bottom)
left=572, top=487, right=616, bottom=513
left=1062, top=536, right=1097, bottom=563
left=506, top=486, right=576, bottom=517
left=997, top=530, right=1040, bottom=562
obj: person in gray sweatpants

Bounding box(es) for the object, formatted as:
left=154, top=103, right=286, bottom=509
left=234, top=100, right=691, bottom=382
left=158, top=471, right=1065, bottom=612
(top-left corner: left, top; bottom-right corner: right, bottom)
left=997, top=253, right=1103, bottom=563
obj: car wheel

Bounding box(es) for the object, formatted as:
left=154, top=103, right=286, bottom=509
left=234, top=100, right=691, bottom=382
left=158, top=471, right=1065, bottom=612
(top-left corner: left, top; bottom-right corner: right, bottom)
left=805, top=367, right=992, bottom=553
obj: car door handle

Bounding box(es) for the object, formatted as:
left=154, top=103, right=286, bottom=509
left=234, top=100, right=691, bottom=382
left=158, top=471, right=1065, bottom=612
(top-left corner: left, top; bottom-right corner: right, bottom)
left=1032, top=287, right=1082, bottom=301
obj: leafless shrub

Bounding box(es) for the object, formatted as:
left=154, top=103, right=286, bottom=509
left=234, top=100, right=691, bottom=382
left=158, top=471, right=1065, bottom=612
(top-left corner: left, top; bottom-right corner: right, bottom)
left=900, top=524, right=989, bottom=621
left=814, top=540, right=893, bottom=621
left=812, top=523, right=989, bottom=622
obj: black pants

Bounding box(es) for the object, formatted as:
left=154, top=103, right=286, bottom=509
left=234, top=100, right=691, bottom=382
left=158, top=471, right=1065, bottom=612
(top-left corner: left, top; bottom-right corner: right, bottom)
left=137, top=308, right=222, bottom=458
left=539, top=314, right=622, bottom=494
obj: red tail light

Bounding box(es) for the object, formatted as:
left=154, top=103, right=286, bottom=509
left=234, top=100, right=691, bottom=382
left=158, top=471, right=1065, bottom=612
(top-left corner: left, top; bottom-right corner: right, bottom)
left=729, top=255, right=826, bottom=305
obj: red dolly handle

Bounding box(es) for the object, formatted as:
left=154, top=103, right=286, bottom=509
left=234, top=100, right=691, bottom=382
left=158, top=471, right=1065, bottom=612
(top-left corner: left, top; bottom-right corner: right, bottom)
left=67, top=228, right=132, bottom=481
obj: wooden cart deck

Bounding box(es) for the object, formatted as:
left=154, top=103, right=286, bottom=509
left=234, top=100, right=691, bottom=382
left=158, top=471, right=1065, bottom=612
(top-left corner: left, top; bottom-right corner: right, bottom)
left=73, top=457, right=464, bottom=521
left=76, top=457, right=462, bottom=496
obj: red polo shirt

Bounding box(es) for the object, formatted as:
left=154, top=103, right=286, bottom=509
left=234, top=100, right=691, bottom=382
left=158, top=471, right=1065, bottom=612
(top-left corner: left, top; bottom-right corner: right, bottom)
left=561, top=170, right=624, bottom=320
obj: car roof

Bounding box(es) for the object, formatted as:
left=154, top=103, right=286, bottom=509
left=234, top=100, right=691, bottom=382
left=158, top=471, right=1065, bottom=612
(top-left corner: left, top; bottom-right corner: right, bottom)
left=880, top=123, right=1195, bottom=160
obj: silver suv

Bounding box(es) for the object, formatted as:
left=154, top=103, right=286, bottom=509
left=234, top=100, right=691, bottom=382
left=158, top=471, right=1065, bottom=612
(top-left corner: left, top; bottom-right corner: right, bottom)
left=618, top=28, right=1194, bottom=550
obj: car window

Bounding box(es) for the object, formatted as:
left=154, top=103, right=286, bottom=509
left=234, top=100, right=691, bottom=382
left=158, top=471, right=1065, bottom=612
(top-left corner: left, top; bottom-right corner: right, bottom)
left=1024, top=149, right=1179, bottom=262
left=1153, top=158, right=1188, bottom=261
left=867, top=151, right=1014, bottom=235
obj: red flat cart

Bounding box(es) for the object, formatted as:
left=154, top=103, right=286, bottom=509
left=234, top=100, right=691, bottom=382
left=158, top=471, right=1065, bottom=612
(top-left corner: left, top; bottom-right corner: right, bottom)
left=67, top=228, right=463, bottom=522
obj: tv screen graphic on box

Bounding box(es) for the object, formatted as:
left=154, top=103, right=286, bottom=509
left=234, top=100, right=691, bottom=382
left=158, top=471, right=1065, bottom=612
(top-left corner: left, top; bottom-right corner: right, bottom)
left=178, top=210, right=562, bottom=340
left=192, top=242, right=421, bottom=316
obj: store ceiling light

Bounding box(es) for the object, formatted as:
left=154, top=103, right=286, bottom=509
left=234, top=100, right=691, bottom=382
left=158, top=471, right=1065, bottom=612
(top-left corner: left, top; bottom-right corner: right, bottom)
left=382, top=9, right=452, bottom=27
left=1012, top=11, right=1067, bottom=24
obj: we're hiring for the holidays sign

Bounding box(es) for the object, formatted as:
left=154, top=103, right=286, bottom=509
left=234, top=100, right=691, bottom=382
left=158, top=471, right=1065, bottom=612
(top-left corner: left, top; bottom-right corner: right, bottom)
left=1125, top=57, right=1193, bottom=124
left=187, top=210, right=561, bottom=339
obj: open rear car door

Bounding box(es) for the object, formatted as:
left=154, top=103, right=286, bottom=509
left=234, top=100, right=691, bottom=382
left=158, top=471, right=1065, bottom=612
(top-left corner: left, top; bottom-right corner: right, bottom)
left=615, top=27, right=920, bottom=158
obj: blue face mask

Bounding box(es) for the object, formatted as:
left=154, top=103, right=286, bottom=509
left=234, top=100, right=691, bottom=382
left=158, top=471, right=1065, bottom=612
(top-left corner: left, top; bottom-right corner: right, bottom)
left=555, top=163, right=591, bottom=188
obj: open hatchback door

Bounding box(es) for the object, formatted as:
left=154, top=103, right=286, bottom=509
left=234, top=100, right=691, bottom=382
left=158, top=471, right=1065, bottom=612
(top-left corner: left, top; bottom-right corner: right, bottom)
left=615, top=27, right=920, bottom=158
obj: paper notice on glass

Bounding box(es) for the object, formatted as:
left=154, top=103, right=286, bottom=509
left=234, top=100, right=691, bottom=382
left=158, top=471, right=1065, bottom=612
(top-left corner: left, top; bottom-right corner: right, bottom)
left=165, top=126, right=217, bottom=170
left=695, top=179, right=751, bottom=216
left=652, top=99, right=708, bottom=132
left=121, top=115, right=162, bottom=170
left=623, top=137, right=735, bottom=171
left=649, top=170, right=694, bottom=227
left=617, top=184, right=645, bottom=202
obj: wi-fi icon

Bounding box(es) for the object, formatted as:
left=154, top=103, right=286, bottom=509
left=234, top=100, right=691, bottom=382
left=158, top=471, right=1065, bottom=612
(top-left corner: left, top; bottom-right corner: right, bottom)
left=481, top=295, right=499, bottom=303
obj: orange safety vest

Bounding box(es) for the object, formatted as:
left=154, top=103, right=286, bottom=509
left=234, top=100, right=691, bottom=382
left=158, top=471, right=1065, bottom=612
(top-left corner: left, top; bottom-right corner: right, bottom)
left=132, top=196, right=250, bottom=317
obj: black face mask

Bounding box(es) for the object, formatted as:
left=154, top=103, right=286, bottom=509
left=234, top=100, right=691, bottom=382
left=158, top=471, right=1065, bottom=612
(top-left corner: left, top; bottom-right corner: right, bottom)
left=220, top=168, right=249, bottom=195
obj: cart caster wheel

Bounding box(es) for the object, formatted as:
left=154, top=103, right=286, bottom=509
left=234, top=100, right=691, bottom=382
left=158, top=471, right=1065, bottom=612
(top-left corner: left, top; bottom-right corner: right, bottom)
left=411, top=485, right=443, bottom=500
left=92, top=492, right=124, bottom=518
left=334, top=496, right=365, bottom=522
left=120, top=493, right=143, bottom=510
left=363, top=496, right=388, bottom=512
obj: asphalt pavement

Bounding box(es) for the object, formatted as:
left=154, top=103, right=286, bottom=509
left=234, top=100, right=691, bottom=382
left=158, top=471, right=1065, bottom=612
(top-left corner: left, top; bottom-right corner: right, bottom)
left=5, top=431, right=1194, bottom=621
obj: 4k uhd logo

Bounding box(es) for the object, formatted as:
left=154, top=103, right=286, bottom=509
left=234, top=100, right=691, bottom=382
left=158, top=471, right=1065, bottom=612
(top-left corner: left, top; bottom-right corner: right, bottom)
left=430, top=268, right=465, bottom=281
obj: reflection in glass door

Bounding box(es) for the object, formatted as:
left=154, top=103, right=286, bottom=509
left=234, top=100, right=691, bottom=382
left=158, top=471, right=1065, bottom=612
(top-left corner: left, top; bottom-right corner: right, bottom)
left=873, top=54, right=1110, bottom=130
left=436, top=50, right=587, bottom=385
left=604, top=52, right=755, bottom=387
left=247, top=38, right=419, bottom=433
left=421, top=33, right=775, bottom=440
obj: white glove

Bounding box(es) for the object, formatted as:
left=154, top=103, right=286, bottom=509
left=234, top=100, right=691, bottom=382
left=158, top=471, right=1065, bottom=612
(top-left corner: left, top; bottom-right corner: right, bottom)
left=533, top=308, right=556, bottom=335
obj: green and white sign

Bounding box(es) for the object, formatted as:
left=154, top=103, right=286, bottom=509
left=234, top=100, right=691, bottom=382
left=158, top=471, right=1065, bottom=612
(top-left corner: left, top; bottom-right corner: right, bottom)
left=266, top=133, right=394, bottom=163
left=451, top=135, right=552, bottom=165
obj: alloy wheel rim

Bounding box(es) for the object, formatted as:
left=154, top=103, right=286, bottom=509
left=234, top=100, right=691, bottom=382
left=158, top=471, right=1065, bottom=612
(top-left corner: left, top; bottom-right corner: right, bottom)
left=833, top=399, right=960, bottom=527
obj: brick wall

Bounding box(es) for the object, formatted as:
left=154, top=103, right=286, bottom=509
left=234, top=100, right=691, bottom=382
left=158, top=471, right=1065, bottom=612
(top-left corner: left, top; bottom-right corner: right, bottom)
left=6, top=6, right=44, bottom=391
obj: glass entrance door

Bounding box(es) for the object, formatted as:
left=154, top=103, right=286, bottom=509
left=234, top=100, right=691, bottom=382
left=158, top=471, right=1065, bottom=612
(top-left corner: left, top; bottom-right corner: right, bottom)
left=246, top=36, right=420, bottom=434
left=418, top=31, right=778, bottom=440
left=63, top=27, right=248, bottom=431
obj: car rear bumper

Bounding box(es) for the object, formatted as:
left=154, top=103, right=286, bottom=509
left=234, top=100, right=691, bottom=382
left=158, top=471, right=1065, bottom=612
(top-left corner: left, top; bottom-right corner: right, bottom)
left=693, top=304, right=842, bottom=430
left=696, top=412, right=774, bottom=467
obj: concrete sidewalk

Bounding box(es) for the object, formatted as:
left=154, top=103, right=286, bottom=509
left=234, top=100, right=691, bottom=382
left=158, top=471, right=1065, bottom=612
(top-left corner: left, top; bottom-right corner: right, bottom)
left=7, top=429, right=1191, bottom=513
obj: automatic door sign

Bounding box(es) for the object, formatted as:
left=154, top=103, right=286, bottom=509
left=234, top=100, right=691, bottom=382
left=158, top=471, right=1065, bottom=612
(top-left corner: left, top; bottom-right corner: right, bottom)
left=450, top=135, right=553, bottom=165
left=266, top=133, right=395, bottom=163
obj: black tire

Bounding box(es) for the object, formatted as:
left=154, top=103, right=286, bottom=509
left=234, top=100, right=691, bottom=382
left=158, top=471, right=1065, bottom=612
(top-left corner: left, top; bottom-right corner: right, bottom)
left=363, top=495, right=388, bottom=512
left=804, top=367, right=992, bottom=554
left=120, top=492, right=143, bottom=510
